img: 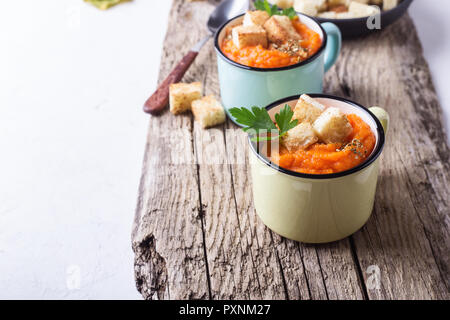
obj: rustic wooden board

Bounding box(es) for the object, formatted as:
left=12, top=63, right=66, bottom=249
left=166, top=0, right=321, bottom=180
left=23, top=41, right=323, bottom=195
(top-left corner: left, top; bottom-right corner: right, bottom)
left=132, top=0, right=449, bottom=300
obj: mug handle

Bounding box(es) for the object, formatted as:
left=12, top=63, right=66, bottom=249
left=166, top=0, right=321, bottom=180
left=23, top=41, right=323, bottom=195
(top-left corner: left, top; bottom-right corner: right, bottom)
left=369, top=106, right=390, bottom=136
left=321, top=22, right=342, bottom=73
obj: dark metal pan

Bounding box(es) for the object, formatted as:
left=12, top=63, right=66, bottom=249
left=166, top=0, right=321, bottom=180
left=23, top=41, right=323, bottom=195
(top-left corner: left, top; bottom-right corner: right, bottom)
left=315, top=0, right=414, bottom=38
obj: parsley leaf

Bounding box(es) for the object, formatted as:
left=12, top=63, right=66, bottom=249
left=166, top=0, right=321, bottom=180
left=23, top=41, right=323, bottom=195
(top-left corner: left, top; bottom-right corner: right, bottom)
left=229, top=106, right=277, bottom=134
left=275, top=104, right=299, bottom=137
left=254, top=0, right=297, bottom=19
left=229, top=104, right=298, bottom=141
left=281, top=7, right=297, bottom=19
left=254, top=0, right=266, bottom=11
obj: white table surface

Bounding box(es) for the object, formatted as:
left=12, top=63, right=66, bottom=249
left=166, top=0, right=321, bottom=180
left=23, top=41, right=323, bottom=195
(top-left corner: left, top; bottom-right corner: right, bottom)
left=0, top=0, right=448, bottom=299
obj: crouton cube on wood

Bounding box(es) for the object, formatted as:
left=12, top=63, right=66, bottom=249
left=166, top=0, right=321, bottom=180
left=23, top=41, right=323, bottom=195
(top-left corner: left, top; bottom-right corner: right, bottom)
left=169, top=82, right=202, bottom=115
left=191, top=95, right=226, bottom=128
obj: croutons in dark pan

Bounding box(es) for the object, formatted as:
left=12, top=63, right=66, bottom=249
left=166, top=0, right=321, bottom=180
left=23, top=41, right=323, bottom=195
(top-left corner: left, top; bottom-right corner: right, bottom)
left=315, top=0, right=414, bottom=38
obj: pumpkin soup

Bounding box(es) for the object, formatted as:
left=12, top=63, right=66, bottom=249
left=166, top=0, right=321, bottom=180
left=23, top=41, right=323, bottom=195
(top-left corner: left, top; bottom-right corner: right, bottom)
left=272, top=113, right=376, bottom=174
left=221, top=10, right=322, bottom=69
left=270, top=94, right=376, bottom=174
left=229, top=94, right=377, bottom=175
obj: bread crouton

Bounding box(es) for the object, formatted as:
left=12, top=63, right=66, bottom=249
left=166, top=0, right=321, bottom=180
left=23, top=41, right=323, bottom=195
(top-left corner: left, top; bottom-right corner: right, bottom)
left=169, top=82, right=202, bottom=115
left=282, top=122, right=318, bottom=152
left=232, top=25, right=268, bottom=49
left=191, top=95, right=226, bottom=128
left=268, top=0, right=294, bottom=9
left=382, top=0, right=398, bottom=11
left=312, top=0, right=327, bottom=11
left=348, top=1, right=380, bottom=17
left=294, top=0, right=318, bottom=16
left=313, top=107, right=353, bottom=143
left=318, top=11, right=338, bottom=19
left=263, top=15, right=301, bottom=44
left=293, top=94, right=325, bottom=124
left=243, top=10, right=270, bottom=27
left=327, top=0, right=350, bottom=5
left=294, top=0, right=327, bottom=15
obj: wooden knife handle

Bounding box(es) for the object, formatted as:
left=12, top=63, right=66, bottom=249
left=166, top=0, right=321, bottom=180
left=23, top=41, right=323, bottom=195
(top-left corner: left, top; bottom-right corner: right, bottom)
left=143, top=50, right=199, bottom=115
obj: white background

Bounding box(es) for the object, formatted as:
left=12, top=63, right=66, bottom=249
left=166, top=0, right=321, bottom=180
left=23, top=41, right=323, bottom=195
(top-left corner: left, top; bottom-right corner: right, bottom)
left=0, top=0, right=448, bottom=299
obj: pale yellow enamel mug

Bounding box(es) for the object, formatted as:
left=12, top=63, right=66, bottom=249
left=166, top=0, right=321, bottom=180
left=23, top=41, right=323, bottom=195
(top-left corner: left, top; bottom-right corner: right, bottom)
left=249, top=94, right=389, bottom=243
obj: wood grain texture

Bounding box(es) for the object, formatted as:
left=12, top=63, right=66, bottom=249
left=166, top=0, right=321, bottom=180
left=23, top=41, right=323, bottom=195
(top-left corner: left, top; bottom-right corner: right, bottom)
left=132, top=0, right=449, bottom=300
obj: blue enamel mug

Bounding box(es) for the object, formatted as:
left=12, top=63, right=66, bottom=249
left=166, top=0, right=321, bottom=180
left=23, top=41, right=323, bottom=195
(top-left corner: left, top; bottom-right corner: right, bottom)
left=214, top=13, right=341, bottom=125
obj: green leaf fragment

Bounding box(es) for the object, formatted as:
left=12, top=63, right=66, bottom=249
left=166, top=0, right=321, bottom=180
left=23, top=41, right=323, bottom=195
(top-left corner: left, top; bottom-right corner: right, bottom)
left=84, top=0, right=131, bottom=10
left=230, top=104, right=298, bottom=142
left=253, top=0, right=297, bottom=19
left=229, top=106, right=276, bottom=135
left=275, top=104, right=298, bottom=136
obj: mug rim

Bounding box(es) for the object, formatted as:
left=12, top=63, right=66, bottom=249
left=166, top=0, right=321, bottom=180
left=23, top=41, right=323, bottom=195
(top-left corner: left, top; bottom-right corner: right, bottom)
left=248, top=94, right=386, bottom=180
left=213, top=13, right=328, bottom=72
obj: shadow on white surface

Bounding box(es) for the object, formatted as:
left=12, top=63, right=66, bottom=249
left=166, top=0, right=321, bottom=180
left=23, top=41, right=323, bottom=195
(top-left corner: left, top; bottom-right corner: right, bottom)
left=0, top=0, right=173, bottom=299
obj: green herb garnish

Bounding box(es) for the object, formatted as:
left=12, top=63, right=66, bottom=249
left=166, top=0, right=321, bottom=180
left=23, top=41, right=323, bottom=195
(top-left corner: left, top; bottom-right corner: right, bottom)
left=84, top=0, right=131, bottom=10
left=254, top=0, right=297, bottom=19
left=229, top=105, right=298, bottom=141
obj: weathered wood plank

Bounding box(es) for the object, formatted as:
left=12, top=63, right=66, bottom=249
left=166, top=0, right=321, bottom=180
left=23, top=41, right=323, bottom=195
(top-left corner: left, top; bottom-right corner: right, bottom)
left=133, top=0, right=449, bottom=300
left=131, top=0, right=210, bottom=300
left=188, top=1, right=287, bottom=299
left=325, top=17, right=450, bottom=299
left=225, top=125, right=289, bottom=299
left=132, top=113, right=210, bottom=300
